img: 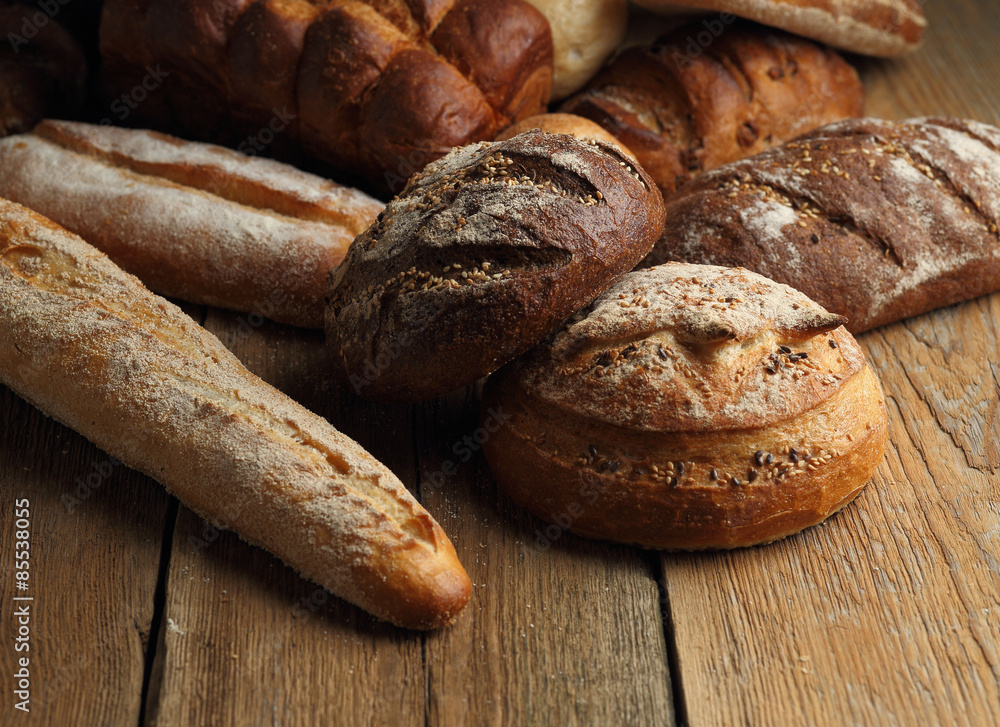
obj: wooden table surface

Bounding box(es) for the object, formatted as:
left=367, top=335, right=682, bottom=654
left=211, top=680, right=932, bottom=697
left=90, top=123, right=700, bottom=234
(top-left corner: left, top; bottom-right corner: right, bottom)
left=3, top=2, right=1000, bottom=726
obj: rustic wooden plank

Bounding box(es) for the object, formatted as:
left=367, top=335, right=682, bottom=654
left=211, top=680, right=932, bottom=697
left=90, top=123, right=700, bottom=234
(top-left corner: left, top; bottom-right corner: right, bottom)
left=0, top=298, right=195, bottom=724
left=659, top=7, right=1000, bottom=726
left=857, top=1, right=1000, bottom=123
left=144, top=311, right=425, bottom=727
left=419, top=386, right=676, bottom=727
left=660, top=296, right=1000, bottom=726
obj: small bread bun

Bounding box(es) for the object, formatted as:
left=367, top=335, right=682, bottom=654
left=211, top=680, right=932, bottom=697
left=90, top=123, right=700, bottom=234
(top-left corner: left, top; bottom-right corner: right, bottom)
left=631, top=0, right=925, bottom=57
left=482, top=262, right=888, bottom=550
left=522, top=0, right=629, bottom=99
left=496, top=113, right=636, bottom=160
left=327, top=130, right=665, bottom=403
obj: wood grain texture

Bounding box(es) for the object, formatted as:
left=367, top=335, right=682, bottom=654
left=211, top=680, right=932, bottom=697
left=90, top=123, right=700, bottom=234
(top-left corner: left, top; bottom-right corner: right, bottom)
left=144, top=311, right=426, bottom=727
left=660, top=300, right=1000, bottom=726
left=0, top=298, right=194, bottom=724
left=659, top=9, right=1000, bottom=725
left=418, top=387, right=676, bottom=727
left=3, top=2, right=1000, bottom=725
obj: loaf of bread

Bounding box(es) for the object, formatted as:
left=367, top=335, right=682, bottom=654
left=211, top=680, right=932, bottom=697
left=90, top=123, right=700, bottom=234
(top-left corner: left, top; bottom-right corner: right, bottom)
left=631, top=0, right=926, bottom=57
left=327, top=130, right=665, bottom=403
left=496, top=113, right=636, bottom=159
left=482, top=262, right=888, bottom=550
left=522, top=0, right=628, bottom=100
left=0, top=4, right=86, bottom=136
left=643, top=117, right=1000, bottom=333
left=99, top=0, right=554, bottom=190
left=0, top=120, right=385, bottom=329
left=0, top=198, right=470, bottom=629
left=561, top=22, right=864, bottom=196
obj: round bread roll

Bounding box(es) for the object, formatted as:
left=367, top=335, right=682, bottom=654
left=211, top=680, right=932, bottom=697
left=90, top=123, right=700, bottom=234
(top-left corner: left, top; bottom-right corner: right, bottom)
left=523, top=0, right=628, bottom=100
left=497, top=113, right=636, bottom=160
left=481, top=262, right=889, bottom=550
left=327, top=129, right=665, bottom=403
left=630, top=0, right=926, bottom=57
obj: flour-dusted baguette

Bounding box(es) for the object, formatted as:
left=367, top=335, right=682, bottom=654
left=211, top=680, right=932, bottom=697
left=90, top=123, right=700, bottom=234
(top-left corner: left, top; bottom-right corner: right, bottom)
left=631, top=0, right=926, bottom=57
left=482, top=263, right=888, bottom=550
left=99, top=0, right=554, bottom=189
left=644, top=117, right=1000, bottom=333
left=327, top=130, right=665, bottom=403
left=0, top=120, right=385, bottom=329
left=0, top=198, right=470, bottom=629
left=561, top=22, right=864, bottom=196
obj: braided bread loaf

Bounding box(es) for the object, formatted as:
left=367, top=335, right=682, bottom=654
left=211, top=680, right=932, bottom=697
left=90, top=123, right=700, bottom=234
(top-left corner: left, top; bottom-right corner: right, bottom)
left=99, top=0, right=554, bottom=190
left=561, top=22, right=863, bottom=197
left=643, top=117, right=1000, bottom=333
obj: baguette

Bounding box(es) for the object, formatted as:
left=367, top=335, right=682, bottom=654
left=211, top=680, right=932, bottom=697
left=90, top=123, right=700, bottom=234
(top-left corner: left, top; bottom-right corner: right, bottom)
left=631, top=0, right=926, bottom=57
left=0, top=198, right=470, bottom=629
left=482, top=262, right=888, bottom=550
left=0, top=120, right=385, bottom=329
left=643, top=117, right=1000, bottom=333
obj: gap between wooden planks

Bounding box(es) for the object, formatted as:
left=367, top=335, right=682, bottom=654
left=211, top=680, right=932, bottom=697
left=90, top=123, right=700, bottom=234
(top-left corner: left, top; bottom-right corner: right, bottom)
left=142, top=311, right=676, bottom=727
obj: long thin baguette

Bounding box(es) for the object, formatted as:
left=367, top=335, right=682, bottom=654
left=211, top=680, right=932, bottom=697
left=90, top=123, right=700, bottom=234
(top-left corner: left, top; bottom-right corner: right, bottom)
left=0, top=198, right=470, bottom=629
left=0, top=120, right=385, bottom=329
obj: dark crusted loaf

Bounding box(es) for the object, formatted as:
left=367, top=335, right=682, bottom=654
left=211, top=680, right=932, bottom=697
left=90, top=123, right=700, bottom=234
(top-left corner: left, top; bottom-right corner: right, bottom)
left=327, top=129, right=666, bottom=403
left=99, top=0, right=554, bottom=190
left=481, top=262, right=888, bottom=550
left=643, top=117, right=1000, bottom=333
left=0, top=3, right=86, bottom=137
left=561, top=22, right=864, bottom=197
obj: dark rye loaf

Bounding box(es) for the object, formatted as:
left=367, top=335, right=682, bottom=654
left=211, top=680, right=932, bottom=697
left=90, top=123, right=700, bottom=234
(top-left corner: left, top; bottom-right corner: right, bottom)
left=327, top=130, right=665, bottom=402
left=643, top=117, right=1000, bottom=333
left=561, top=22, right=864, bottom=197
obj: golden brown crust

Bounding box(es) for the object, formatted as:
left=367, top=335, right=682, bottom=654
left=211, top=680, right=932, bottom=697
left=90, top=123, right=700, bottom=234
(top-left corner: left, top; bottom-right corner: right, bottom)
left=561, top=22, right=864, bottom=196
left=481, top=262, right=888, bottom=550
left=98, top=0, right=554, bottom=188
left=0, top=198, right=470, bottom=629
left=632, top=0, right=926, bottom=57
left=0, top=120, right=384, bottom=329
left=496, top=113, right=637, bottom=160
left=643, top=117, right=1000, bottom=333
left=327, top=130, right=665, bottom=403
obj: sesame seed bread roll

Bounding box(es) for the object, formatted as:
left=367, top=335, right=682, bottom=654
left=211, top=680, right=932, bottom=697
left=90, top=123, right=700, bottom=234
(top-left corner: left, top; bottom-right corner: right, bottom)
left=0, top=120, right=385, bottom=329
left=327, top=129, right=665, bottom=403
left=0, top=198, right=470, bottom=629
left=482, top=262, right=888, bottom=550
left=643, top=117, right=1000, bottom=333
